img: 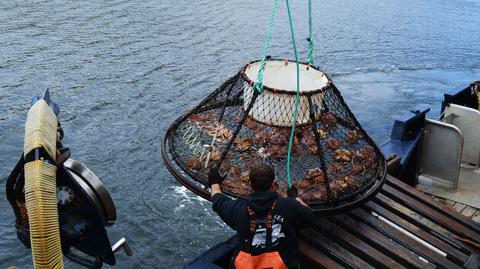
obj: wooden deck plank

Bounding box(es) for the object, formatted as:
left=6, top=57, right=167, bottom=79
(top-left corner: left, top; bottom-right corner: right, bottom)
left=432, top=196, right=457, bottom=208
left=350, top=208, right=463, bottom=269
left=446, top=200, right=457, bottom=208
left=295, top=174, right=480, bottom=269
left=299, top=239, right=346, bottom=269
left=382, top=183, right=480, bottom=243
left=461, top=206, right=478, bottom=218
left=300, top=229, right=374, bottom=269
left=363, top=200, right=469, bottom=264
left=472, top=210, right=480, bottom=224
left=331, top=214, right=436, bottom=269
left=374, top=193, right=476, bottom=253
left=314, top=218, right=406, bottom=269
left=452, top=203, right=467, bottom=213
left=386, top=175, right=480, bottom=234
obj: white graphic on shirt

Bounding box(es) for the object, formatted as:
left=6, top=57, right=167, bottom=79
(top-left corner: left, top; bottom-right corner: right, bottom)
left=251, top=222, right=285, bottom=248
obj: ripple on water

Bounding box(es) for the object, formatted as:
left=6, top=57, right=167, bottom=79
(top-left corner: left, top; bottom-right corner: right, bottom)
left=1, top=0, right=480, bottom=268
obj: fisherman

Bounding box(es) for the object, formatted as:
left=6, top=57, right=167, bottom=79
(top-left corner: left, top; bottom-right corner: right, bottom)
left=208, top=164, right=314, bottom=269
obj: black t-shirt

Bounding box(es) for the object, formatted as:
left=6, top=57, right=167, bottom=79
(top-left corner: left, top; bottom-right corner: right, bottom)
left=212, top=191, right=315, bottom=269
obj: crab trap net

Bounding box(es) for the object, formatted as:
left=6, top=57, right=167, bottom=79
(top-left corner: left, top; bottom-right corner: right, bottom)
left=162, top=59, right=387, bottom=215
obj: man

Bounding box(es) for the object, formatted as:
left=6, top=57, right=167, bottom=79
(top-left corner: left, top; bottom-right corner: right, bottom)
left=209, top=164, right=314, bottom=269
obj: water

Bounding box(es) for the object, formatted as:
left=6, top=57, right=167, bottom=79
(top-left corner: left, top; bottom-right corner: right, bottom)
left=0, top=0, right=479, bottom=268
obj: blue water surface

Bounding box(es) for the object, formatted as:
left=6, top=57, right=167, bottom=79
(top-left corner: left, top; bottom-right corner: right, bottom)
left=0, top=0, right=479, bottom=268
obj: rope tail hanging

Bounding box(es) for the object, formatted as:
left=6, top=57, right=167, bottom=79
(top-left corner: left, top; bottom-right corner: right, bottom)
left=256, top=0, right=316, bottom=188
left=285, top=0, right=301, bottom=188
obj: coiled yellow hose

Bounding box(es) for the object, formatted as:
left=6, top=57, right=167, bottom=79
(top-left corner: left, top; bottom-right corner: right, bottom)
left=24, top=100, right=64, bottom=269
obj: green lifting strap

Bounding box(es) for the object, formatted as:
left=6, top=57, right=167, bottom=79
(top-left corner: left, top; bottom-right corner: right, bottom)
left=307, top=0, right=314, bottom=65
left=255, top=0, right=279, bottom=94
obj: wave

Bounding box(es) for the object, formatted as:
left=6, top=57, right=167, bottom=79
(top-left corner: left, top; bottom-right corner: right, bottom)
left=330, top=63, right=480, bottom=77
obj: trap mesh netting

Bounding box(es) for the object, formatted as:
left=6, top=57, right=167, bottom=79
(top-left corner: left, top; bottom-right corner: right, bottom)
left=163, top=59, right=386, bottom=214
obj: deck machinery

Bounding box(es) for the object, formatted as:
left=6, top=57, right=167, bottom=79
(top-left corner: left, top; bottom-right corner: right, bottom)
left=6, top=91, right=132, bottom=269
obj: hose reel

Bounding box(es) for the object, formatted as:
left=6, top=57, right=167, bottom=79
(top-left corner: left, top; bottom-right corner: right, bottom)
left=6, top=91, right=132, bottom=269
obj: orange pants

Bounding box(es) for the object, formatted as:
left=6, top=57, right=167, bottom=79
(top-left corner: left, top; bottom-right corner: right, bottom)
left=234, top=250, right=288, bottom=269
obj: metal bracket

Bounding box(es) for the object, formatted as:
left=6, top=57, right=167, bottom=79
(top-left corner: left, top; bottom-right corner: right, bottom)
left=112, top=237, right=133, bottom=257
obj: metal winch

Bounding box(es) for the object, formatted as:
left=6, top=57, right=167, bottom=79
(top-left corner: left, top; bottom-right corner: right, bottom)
left=6, top=90, right=132, bottom=269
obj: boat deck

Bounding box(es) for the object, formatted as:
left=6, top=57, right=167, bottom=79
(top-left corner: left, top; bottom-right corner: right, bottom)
left=431, top=194, right=480, bottom=224
left=419, top=165, right=480, bottom=210
left=299, top=175, right=480, bottom=269
left=418, top=163, right=480, bottom=224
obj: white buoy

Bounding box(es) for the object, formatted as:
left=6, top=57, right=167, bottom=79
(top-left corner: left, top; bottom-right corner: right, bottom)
left=242, top=59, right=329, bottom=127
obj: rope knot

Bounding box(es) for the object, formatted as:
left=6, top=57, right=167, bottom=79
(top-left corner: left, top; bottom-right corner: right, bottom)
left=254, top=83, right=263, bottom=94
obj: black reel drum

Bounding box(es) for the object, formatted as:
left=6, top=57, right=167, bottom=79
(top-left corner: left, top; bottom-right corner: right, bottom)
left=6, top=91, right=131, bottom=269
left=163, top=59, right=386, bottom=215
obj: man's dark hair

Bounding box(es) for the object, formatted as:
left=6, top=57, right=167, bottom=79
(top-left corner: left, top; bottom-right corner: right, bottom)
left=249, top=164, right=275, bottom=192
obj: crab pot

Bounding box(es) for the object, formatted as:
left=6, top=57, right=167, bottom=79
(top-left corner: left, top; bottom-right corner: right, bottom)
left=162, top=59, right=386, bottom=215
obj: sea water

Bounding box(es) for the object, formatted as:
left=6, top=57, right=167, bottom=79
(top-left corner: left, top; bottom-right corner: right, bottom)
left=0, top=0, right=479, bottom=267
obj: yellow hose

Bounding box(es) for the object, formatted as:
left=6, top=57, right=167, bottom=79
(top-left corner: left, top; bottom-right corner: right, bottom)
left=24, top=161, right=63, bottom=268
left=24, top=100, right=57, bottom=160
left=24, top=100, right=64, bottom=269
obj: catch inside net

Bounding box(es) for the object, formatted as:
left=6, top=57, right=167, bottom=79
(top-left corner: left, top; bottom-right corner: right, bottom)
left=163, top=59, right=386, bottom=214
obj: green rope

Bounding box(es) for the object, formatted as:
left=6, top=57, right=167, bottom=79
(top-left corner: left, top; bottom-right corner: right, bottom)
left=285, top=0, right=301, bottom=188
left=253, top=0, right=313, bottom=188
left=307, top=0, right=314, bottom=65
left=255, top=0, right=279, bottom=94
